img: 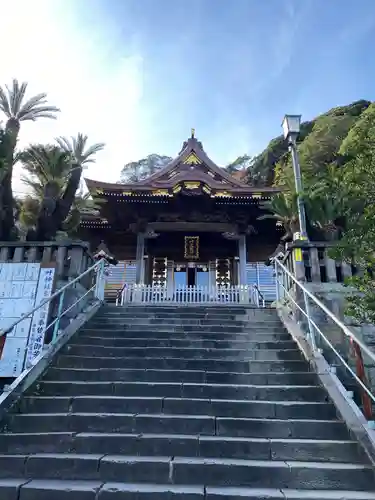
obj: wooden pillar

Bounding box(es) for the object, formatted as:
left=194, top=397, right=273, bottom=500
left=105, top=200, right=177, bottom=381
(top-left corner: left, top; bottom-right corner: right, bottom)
left=135, top=233, right=145, bottom=284
left=238, top=234, right=247, bottom=285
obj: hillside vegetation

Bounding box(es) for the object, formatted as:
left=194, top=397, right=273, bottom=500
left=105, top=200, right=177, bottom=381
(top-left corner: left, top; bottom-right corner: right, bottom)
left=248, top=100, right=371, bottom=186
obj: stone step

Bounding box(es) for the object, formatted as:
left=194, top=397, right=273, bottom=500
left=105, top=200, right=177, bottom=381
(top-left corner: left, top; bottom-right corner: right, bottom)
left=87, top=318, right=283, bottom=329
left=56, top=355, right=310, bottom=372
left=73, top=336, right=297, bottom=350
left=3, top=303, right=373, bottom=497
left=43, top=368, right=318, bottom=385
left=0, top=454, right=372, bottom=490
left=92, top=313, right=282, bottom=322
left=96, top=312, right=250, bottom=320
left=103, top=305, right=277, bottom=315
left=37, top=381, right=326, bottom=401
left=89, top=318, right=257, bottom=326
left=7, top=414, right=349, bottom=440
left=86, top=325, right=286, bottom=335
left=20, top=397, right=337, bottom=420
left=80, top=328, right=291, bottom=341
left=3, top=480, right=375, bottom=500
left=0, top=432, right=366, bottom=463
left=64, top=344, right=303, bottom=361
left=205, top=488, right=375, bottom=500
left=2, top=480, right=375, bottom=500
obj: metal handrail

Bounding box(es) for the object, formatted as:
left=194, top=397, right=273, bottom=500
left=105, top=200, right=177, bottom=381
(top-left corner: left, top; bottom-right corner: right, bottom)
left=0, top=258, right=105, bottom=338
left=116, top=282, right=127, bottom=306
left=274, top=257, right=375, bottom=412
left=253, top=284, right=266, bottom=308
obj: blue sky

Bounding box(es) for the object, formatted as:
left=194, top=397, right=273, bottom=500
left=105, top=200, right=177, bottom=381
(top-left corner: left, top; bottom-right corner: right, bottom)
left=2, top=0, right=375, bottom=189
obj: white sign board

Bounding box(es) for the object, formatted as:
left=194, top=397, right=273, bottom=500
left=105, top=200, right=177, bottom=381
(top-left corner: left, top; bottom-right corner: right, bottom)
left=25, top=267, right=55, bottom=369
left=0, top=263, right=56, bottom=377
left=0, top=263, right=39, bottom=378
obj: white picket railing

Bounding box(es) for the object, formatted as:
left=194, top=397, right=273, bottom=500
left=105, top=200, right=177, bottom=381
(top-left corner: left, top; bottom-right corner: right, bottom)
left=117, top=284, right=260, bottom=306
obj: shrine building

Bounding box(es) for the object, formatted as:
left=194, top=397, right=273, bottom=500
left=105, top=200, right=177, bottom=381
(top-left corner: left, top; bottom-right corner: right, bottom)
left=80, top=131, right=282, bottom=302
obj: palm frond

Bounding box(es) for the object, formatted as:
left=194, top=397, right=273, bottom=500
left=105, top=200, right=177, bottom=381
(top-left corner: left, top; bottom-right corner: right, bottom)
left=56, top=133, right=105, bottom=166
left=257, top=214, right=281, bottom=221
left=0, top=79, right=60, bottom=121
left=0, top=86, right=11, bottom=116
left=20, top=144, right=72, bottom=198
left=7, top=80, right=28, bottom=117
left=20, top=177, right=45, bottom=198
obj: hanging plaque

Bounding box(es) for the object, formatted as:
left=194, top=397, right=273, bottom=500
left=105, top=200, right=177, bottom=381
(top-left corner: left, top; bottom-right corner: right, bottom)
left=184, top=236, right=199, bottom=260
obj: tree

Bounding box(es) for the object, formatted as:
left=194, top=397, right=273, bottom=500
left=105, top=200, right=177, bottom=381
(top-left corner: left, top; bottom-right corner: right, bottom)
left=120, top=154, right=172, bottom=183
left=250, top=100, right=370, bottom=188
left=304, top=164, right=347, bottom=241
left=56, top=132, right=105, bottom=201
left=258, top=177, right=299, bottom=241
left=19, top=143, right=102, bottom=240
left=326, top=103, right=375, bottom=322
left=225, top=155, right=252, bottom=174
left=0, top=79, right=60, bottom=240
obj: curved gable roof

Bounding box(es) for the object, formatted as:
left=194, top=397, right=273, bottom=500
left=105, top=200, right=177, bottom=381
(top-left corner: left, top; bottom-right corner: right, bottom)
left=134, top=131, right=248, bottom=188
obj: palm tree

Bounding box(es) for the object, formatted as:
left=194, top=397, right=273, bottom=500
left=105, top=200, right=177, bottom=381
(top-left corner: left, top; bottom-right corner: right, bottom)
left=258, top=192, right=299, bottom=241
left=56, top=133, right=105, bottom=167
left=305, top=165, right=347, bottom=240
left=19, top=144, right=103, bottom=240
left=0, top=79, right=60, bottom=240
left=20, top=144, right=72, bottom=240
left=0, top=80, right=60, bottom=141
left=55, top=133, right=105, bottom=218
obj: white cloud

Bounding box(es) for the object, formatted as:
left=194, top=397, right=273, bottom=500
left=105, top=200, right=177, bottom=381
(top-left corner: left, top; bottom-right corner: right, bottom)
left=0, top=0, right=146, bottom=195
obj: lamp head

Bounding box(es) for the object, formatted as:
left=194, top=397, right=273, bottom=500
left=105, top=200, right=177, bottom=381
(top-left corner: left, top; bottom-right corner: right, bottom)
left=282, top=114, right=301, bottom=140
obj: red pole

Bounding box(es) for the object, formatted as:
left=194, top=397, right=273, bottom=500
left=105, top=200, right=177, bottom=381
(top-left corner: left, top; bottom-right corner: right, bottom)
left=351, top=338, right=373, bottom=420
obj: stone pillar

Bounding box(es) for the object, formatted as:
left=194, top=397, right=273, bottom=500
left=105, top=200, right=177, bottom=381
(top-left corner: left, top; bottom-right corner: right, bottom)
left=238, top=234, right=247, bottom=285
left=135, top=233, right=145, bottom=284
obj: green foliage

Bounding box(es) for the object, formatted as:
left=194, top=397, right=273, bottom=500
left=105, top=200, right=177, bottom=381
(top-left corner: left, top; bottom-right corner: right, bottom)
left=345, top=274, right=375, bottom=325
left=225, top=155, right=252, bottom=175
left=251, top=119, right=315, bottom=186
left=56, top=134, right=105, bottom=167
left=120, top=154, right=172, bottom=183
left=0, top=79, right=60, bottom=240
left=0, top=79, right=60, bottom=124
left=317, top=103, right=375, bottom=322
left=18, top=141, right=104, bottom=240
left=258, top=176, right=299, bottom=240
left=251, top=100, right=370, bottom=187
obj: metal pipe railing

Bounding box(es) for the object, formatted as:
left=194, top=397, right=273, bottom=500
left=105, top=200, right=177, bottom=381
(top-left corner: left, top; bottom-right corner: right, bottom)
left=252, top=284, right=266, bottom=308
left=274, top=257, right=375, bottom=417
left=0, top=258, right=106, bottom=339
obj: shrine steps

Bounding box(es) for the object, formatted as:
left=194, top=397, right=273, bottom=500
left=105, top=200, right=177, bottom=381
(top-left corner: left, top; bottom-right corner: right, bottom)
left=0, top=304, right=374, bottom=499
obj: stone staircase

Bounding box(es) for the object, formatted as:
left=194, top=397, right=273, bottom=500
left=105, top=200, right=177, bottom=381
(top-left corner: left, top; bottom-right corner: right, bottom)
left=0, top=304, right=375, bottom=499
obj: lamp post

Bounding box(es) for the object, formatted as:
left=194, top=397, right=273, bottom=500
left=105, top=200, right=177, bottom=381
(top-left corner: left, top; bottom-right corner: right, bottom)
left=282, top=114, right=308, bottom=241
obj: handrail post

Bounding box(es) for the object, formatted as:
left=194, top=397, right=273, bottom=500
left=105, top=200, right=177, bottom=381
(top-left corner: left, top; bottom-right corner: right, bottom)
left=275, top=260, right=280, bottom=302
left=52, top=290, right=66, bottom=342
left=303, top=289, right=316, bottom=351
left=95, top=260, right=105, bottom=301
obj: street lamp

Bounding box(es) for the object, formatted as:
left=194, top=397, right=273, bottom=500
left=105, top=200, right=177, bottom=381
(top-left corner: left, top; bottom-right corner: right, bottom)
left=282, top=114, right=308, bottom=240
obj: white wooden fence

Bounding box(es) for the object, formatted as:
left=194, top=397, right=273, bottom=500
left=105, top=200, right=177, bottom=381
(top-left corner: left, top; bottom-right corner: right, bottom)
left=116, top=284, right=264, bottom=306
